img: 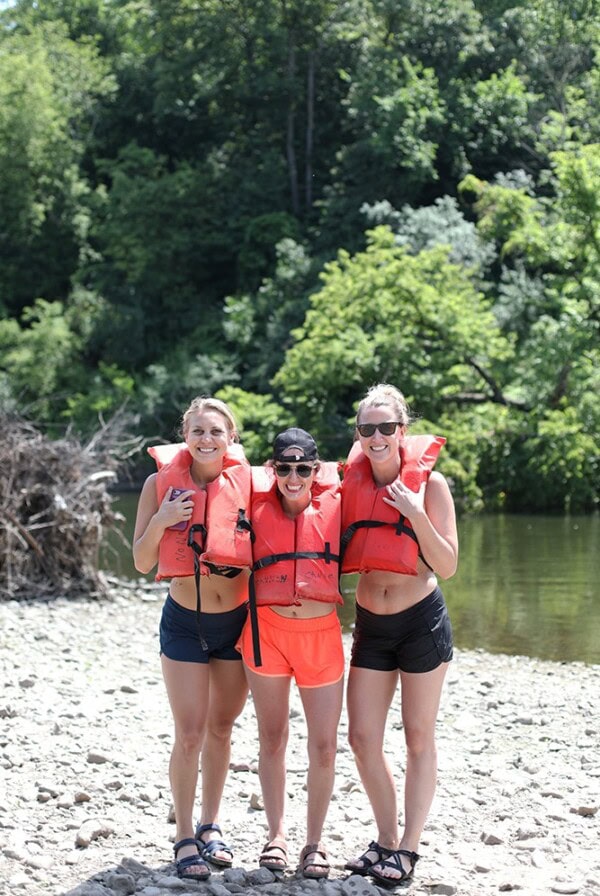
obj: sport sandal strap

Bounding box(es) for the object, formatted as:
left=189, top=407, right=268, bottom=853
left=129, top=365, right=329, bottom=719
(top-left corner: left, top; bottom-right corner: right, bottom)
left=196, top=823, right=222, bottom=837
left=173, top=837, right=198, bottom=854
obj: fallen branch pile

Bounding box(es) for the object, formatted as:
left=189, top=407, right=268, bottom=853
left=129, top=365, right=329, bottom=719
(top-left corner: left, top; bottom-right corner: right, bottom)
left=0, top=412, right=141, bottom=600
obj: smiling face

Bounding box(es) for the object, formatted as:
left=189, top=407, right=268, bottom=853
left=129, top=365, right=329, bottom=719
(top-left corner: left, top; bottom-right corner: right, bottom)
left=356, top=404, right=405, bottom=473
left=184, top=409, right=232, bottom=470
left=275, top=450, right=318, bottom=516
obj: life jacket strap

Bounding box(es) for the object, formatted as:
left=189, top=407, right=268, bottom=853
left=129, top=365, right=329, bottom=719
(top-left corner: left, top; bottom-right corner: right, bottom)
left=248, top=573, right=262, bottom=667
left=248, top=547, right=341, bottom=667
left=187, top=524, right=208, bottom=650
left=341, top=517, right=417, bottom=555
left=252, top=550, right=341, bottom=572
left=340, top=518, right=432, bottom=570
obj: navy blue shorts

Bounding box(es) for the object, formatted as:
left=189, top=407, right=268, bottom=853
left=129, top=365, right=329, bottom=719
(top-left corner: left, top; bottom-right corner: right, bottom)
left=350, top=587, right=453, bottom=673
left=159, top=594, right=247, bottom=663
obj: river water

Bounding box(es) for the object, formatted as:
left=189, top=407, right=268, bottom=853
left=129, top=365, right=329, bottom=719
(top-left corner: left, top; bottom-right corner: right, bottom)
left=103, top=495, right=600, bottom=666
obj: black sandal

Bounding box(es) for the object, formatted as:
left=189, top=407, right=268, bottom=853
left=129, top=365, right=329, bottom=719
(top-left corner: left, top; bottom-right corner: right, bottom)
left=369, top=848, right=420, bottom=887
left=195, top=822, right=233, bottom=868
left=345, top=840, right=393, bottom=876
left=173, top=837, right=211, bottom=881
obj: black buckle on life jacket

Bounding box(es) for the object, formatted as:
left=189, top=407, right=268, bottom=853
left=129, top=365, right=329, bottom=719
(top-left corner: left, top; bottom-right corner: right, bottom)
left=236, top=508, right=255, bottom=540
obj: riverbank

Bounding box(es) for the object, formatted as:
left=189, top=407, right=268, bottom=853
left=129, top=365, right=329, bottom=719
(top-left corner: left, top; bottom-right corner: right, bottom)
left=1, top=583, right=598, bottom=896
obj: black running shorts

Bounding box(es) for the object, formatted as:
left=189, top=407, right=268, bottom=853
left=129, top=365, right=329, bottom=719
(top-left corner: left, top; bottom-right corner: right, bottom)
left=350, top=587, right=453, bottom=673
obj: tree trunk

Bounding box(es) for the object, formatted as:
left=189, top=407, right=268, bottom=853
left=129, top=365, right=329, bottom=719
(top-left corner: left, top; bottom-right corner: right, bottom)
left=305, top=49, right=315, bottom=210
left=287, top=39, right=300, bottom=216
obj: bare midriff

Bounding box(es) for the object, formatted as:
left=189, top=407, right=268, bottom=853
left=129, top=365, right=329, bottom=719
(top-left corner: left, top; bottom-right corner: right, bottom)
left=355, top=559, right=438, bottom=615
left=169, top=571, right=249, bottom=613
left=272, top=598, right=337, bottom=619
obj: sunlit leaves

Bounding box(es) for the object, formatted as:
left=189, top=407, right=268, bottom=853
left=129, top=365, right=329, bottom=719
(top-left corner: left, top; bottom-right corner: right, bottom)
left=275, top=226, right=510, bottom=423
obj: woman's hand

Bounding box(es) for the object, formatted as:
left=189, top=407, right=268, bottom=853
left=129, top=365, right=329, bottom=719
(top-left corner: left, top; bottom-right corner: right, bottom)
left=383, top=473, right=458, bottom=579
left=158, top=487, right=194, bottom=529
left=382, top=480, right=426, bottom=520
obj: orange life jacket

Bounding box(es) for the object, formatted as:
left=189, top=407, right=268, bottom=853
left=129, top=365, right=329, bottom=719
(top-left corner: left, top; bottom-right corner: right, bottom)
left=247, top=461, right=342, bottom=666
left=341, top=434, right=445, bottom=575
left=148, top=442, right=253, bottom=581
left=250, top=462, right=343, bottom=606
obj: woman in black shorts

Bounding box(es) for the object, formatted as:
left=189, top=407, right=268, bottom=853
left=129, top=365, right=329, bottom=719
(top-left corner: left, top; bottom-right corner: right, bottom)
left=133, top=397, right=251, bottom=881
left=342, top=384, right=458, bottom=887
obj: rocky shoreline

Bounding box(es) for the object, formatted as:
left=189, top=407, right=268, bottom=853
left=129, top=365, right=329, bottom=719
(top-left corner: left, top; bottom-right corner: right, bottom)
left=1, top=584, right=599, bottom=896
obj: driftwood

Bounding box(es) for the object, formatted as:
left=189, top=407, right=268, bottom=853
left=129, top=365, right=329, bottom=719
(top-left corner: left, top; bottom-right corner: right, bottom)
left=0, top=411, right=142, bottom=600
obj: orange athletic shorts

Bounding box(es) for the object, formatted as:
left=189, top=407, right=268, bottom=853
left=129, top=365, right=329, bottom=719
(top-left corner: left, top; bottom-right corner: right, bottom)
left=237, top=606, right=345, bottom=688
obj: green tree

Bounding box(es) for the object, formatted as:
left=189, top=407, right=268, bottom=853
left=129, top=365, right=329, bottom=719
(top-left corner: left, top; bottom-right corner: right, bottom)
left=223, top=238, right=315, bottom=392
left=273, top=226, right=514, bottom=479
left=460, top=144, right=600, bottom=510
left=0, top=297, right=134, bottom=433
left=0, top=20, right=115, bottom=315
left=216, top=385, right=295, bottom=464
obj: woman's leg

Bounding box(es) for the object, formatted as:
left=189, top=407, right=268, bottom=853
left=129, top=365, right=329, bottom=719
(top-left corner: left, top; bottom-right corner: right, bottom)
left=374, top=662, right=450, bottom=882
left=244, top=667, right=291, bottom=848
left=161, top=655, right=209, bottom=872
left=197, top=659, right=249, bottom=858
left=298, top=678, right=344, bottom=871
left=346, top=666, right=400, bottom=864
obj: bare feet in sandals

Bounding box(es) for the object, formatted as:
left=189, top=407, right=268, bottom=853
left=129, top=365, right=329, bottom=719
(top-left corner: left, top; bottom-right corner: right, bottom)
left=369, top=848, right=420, bottom=887
left=259, top=838, right=288, bottom=871
left=345, top=840, right=394, bottom=875
left=195, top=822, right=233, bottom=868
left=299, top=843, right=330, bottom=879
left=173, top=838, right=210, bottom=881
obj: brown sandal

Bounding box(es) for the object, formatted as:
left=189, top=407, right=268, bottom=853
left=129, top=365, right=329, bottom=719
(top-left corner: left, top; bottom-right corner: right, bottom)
left=299, top=843, right=330, bottom=879
left=259, top=838, right=288, bottom=871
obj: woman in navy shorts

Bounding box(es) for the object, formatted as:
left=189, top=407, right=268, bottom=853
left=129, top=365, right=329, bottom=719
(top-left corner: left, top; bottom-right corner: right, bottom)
left=342, top=384, right=458, bottom=887
left=133, top=397, right=251, bottom=881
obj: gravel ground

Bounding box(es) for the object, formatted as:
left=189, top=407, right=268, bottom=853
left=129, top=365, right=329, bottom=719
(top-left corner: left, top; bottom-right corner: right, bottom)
left=1, top=584, right=599, bottom=896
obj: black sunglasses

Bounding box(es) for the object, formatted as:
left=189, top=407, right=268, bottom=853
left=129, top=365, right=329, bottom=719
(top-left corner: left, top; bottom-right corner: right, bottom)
left=356, top=421, right=402, bottom=437
left=274, top=463, right=315, bottom=478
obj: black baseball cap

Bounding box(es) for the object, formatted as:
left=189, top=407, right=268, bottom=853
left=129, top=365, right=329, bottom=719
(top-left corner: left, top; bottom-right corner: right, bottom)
left=272, top=427, right=318, bottom=462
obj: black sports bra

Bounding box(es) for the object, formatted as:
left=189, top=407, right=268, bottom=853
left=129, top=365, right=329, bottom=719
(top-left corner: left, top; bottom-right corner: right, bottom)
left=203, top=561, right=243, bottom=579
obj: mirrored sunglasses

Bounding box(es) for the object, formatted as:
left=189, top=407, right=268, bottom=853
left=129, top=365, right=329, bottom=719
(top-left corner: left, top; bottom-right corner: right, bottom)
left=356, top=421, right=402, bottom=437
left=274, top=463, right=315, bottom=478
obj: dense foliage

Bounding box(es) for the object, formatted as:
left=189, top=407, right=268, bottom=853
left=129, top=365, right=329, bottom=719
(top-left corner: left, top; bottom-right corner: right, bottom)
left=1, top=0, right=598, bottom=511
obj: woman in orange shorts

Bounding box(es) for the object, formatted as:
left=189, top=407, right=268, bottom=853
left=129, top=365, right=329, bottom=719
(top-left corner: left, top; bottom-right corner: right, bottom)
left=237, top=428, right=344, bottom=879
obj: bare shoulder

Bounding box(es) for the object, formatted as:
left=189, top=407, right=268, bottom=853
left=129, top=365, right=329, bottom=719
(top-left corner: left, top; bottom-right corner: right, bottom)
left=141, top=472, right=158, bottom=493
left=426, top=470, right=453, bottom=498
left=425, top=471, right=457, bottom=526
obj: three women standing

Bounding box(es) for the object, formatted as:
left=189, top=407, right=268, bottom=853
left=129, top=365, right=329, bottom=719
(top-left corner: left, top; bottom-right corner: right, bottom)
left=132, top=386, right=457, bottom=886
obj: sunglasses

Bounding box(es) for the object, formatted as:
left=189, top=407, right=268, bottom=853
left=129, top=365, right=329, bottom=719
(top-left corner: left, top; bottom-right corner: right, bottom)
left=356, top=421, right=402, bottom=437
left=274, top=463, right=315, bottom=478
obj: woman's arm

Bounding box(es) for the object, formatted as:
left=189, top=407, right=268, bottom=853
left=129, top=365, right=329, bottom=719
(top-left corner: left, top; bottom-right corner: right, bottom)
left=132, top=474, right=193, bottom=574
left=382, top=471, right=458, bottom=579
left=132, top=474, right=163, bottom=574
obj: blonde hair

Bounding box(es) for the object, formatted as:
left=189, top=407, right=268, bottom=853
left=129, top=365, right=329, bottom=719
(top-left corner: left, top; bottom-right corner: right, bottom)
left=356, top=383, right=411, bottom=427
left=181, top=396, right=239, bottom=441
